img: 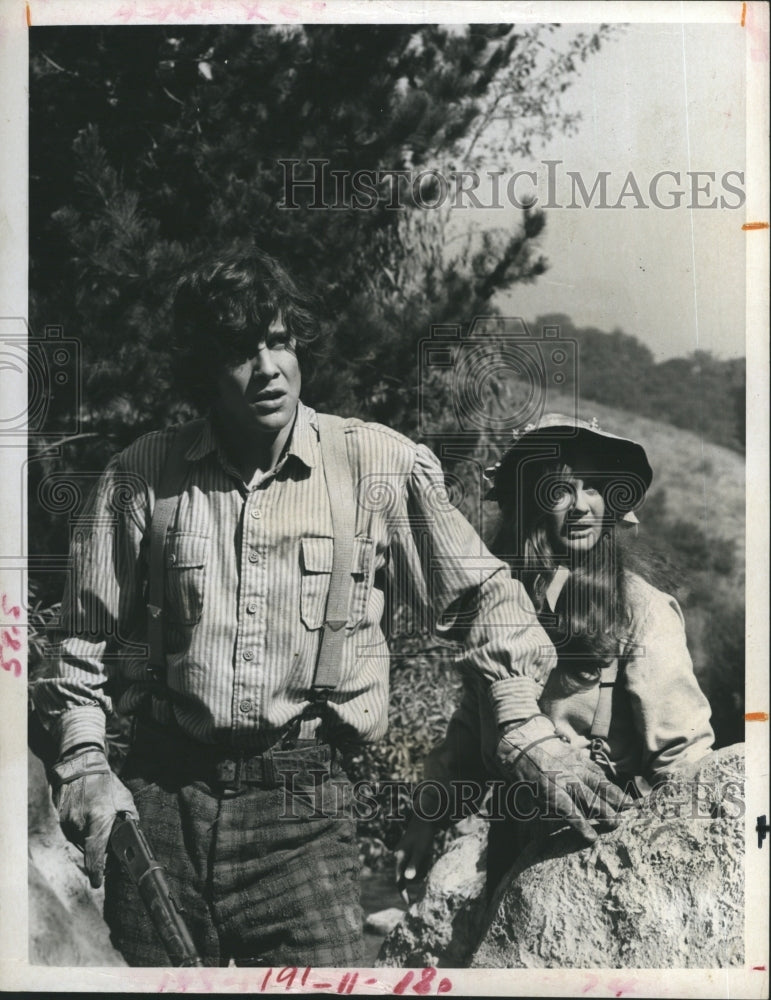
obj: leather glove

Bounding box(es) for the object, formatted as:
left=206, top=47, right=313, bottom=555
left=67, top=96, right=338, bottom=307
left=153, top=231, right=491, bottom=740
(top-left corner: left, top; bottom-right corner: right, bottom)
left=495, top=714, right=634, bottom=844
left=51, top=747, right=139, bottom=888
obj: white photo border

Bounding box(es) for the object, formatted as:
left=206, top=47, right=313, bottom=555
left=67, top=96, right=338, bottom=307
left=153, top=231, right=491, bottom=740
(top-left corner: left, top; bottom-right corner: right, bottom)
left=1, top=1, right=768, bottom=995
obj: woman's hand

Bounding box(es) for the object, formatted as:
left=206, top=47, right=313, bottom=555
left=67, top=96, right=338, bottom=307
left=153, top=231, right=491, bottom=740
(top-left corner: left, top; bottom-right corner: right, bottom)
left=394, top=817, right=437, bottom=902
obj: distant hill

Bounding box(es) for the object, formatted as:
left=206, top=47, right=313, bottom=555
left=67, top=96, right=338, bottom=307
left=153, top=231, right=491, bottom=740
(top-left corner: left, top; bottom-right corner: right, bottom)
left=566, top=396, right=745, bottom=565
left=531, top=315, right=745, bottom=454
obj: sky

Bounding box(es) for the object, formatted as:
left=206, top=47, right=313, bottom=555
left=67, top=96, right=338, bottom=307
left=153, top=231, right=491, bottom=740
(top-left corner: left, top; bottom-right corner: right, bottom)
left=474, top=22, right=747, bottom=362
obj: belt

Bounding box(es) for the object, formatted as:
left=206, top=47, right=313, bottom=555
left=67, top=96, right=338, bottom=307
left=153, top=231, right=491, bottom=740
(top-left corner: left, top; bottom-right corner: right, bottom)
left=128, top=717, right=334, bottom=794
left=214, top=742, right=333, bottom=792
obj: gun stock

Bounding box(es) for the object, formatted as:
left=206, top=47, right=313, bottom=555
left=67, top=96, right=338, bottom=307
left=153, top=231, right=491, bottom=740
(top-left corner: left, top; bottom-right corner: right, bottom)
left=110, top=812, right=204, bottom=967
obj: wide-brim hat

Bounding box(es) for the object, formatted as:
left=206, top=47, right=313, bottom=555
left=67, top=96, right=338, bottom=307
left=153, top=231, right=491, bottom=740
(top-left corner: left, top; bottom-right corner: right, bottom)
left=484, top=413, right=653, bottom=520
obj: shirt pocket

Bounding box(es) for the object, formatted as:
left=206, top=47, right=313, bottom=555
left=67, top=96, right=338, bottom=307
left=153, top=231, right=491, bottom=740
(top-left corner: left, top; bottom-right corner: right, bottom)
left=300, top=535, right=374, bottom=631
left=165, top=531, right=209, bottom=625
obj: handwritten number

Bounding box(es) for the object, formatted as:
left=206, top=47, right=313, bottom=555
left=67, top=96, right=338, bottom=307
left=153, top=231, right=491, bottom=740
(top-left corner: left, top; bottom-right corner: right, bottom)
left=393, top=971, right=414, bottom=994
left=395, top=968, right=452, bottom=995
left=413, top=968, right=438, bottom=995
left=1, top=595, right=21, bottom=618
left=2, top=630, right=21, bottom=651
left=277, top=966, right=298, bottom=988
left=0, top=598, right=24, bottom=679
left=257, top=967, right=450, bottom=995
left=2, top=659, right=21, bottom=677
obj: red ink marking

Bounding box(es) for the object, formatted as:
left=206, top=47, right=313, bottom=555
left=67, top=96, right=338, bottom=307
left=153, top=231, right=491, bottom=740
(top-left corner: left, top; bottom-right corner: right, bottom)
left=745, top=2, right=771, bottom=61
left=312, top=984, right=332, bottom=990
left=337, top=971, right=359, bottom=993
left=393, top=971, right=414, bottom=995
left=741, top=2, right=747, bottom=27
left=3, top=630, right=21, bottom=651
left=437, top=979, right=452, bottom=995
left=364, top=979, right=377, bottom=986
left=300, top=967, right=311, bottom=986
left=260, top=967, right=273, bottom=991
left=241, top=3, right=270, bottom=21
left=753, top=965, right=767, bottom=970
left=1, top=596, right=27, bottom=674
left=745, top=712, right=769, bottom=721
left=277, top=966, right=298, bottom=989
left=145, top=1, right=176, bottom=21
left=414, top=968, right=438, bottom=995
left=608, top=978, right=638, bottom=998
left=1, top=595, right=21, bottom=618
left=26, top=3, right=31, bottom=27
left=742, top=222, right=770, bottom=231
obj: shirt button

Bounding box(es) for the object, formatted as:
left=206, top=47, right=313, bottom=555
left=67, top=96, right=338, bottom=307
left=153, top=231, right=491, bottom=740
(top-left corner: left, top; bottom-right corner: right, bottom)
left=246, top=602, right=258, bottom=614
left=242, top=649, right=254, bottom=661
left=248, top=551, right=259, bottom=563
left=239, top=699, right=253, bottom=714
left=250, top=508, right=262, bottom=519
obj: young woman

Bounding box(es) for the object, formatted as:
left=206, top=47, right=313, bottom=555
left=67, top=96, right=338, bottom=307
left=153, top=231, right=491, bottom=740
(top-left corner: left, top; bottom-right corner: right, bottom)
left=396, top=414, right=715, bottom=894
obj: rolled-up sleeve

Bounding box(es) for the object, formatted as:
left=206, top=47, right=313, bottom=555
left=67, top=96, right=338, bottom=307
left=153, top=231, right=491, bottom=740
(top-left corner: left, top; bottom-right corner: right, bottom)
left=624, top=588, right=715, bottom=781
left=390, top=443, right=556, bottom=726
left=31, top=454, right=148, bottom=753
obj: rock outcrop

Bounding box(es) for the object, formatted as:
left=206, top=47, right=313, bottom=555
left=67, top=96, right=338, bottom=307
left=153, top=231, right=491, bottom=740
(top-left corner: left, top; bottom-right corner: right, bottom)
left=28, top=748, right=127, bottom=966
left=376, top=815, right=489, bottom=968
left=379, top=745, right=745, bottom=969
left=365, top=908, right=407, bottom=937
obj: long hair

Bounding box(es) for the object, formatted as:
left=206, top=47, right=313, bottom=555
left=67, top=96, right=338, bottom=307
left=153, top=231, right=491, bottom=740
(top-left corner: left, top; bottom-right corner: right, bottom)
left=491, top=459, right=630, bottom=681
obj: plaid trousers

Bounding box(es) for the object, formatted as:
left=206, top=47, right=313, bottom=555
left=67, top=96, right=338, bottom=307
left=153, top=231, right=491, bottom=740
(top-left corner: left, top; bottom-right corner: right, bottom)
left=104, top=736, right=364, bottom=967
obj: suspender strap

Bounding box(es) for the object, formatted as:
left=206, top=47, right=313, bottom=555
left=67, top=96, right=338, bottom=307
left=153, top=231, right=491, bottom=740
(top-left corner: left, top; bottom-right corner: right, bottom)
left=147, top=421, right=203, bottom=677
left=590, top=657, right=619, bottom=743
left=311, top=413, right=356, bottom=694
left=145, top=414, right=354, bottom=710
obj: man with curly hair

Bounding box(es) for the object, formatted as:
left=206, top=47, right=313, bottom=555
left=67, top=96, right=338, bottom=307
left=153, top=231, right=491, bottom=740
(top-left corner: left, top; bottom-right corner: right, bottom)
left=32, top=244, right=619, bottom=967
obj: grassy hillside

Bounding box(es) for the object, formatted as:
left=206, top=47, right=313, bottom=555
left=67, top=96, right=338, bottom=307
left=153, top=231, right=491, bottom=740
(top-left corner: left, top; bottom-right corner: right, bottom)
left=578, top=399, right=744, bottom=563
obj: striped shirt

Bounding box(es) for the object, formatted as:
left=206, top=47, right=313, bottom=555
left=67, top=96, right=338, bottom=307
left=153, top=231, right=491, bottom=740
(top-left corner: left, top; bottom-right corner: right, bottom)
left=32, top=402, right=556, bottom=751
